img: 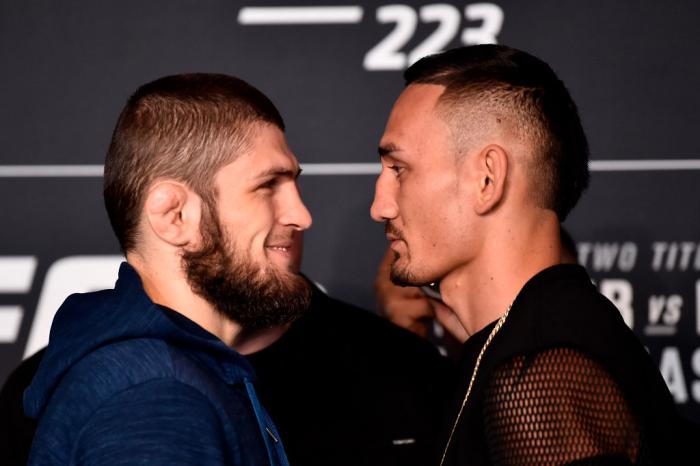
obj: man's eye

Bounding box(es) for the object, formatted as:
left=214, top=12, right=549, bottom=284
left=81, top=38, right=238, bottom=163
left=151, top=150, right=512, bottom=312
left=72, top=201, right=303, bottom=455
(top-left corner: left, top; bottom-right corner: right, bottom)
left=258, top=179, right=277, bottom=190
left=388, top=165, right=403, bottom=176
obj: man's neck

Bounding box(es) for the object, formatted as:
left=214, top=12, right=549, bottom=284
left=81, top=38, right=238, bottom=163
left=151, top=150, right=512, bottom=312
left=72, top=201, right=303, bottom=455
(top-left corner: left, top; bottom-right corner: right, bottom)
left=439, top=213, right=561, bottom=338
left=127, top=253, right=292, bottom=353
left=126, top=253, right=243, bottom=346
left=233, top=324, right=291, bottom=355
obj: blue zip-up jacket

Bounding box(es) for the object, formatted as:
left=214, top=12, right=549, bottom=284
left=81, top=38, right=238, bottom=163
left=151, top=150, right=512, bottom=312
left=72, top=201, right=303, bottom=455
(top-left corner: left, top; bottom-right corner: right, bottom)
left=24, top=262, right=289, bottom=466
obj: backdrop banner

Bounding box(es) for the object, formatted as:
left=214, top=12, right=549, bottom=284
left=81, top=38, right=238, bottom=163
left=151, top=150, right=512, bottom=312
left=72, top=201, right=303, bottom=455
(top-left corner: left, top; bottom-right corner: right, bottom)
left=1, top=1, right=699, bottom=422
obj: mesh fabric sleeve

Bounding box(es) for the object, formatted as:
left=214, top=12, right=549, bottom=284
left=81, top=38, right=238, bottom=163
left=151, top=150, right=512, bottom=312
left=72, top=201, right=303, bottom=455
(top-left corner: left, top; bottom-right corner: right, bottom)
left=483, top=347, right=642, bottom=466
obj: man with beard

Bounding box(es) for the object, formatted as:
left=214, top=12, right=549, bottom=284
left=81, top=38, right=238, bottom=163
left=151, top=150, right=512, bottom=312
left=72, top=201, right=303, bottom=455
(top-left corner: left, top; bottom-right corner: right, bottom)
left=5, top=229, right=453, bottom=466
left=23, top=73, right=310, bottom=465
left=4, top=233, right=453, bottom=466
left=371, top=45, right=689, bottom=465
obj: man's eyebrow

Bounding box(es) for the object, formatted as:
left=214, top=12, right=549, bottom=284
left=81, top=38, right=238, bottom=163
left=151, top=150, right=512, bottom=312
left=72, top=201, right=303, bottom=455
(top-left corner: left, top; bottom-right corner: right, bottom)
left=254, top=166, right=302, bottom=180
left=378, top=143, right=401, bottom=158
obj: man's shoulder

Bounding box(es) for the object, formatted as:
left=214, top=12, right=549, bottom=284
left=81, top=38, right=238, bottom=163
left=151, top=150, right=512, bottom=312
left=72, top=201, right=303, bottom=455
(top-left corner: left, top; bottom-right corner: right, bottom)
left=31, top=375, right=235, bottom=466
left=488, top=266, right=662, bottom=396
left=513, top=266, right=635, bottom=346
left=63, top=337, right=243, bottom=400
left=39, top=340, right=171, bottom=419
left=31, top=339, right=238, bottom=462
left=68, top=337, right=176, bottom=383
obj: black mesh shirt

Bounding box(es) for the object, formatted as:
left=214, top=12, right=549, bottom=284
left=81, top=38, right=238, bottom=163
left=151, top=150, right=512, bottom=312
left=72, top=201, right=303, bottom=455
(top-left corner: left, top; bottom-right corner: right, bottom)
left=438, top=265, right=688, bottom=466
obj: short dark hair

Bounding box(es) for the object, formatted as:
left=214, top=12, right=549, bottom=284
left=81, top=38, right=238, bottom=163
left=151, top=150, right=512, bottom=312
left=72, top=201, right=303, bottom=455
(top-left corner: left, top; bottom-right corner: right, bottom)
left=104, top=73, right=284, bottom=253
left=405, top=45, right=589, bottom=221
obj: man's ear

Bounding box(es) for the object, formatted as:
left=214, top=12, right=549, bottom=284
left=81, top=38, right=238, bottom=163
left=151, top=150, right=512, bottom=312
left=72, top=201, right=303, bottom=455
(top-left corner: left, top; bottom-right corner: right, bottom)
left=143, top=181, right=201, bottom=247
left=473, top=144, right=508, bottom=215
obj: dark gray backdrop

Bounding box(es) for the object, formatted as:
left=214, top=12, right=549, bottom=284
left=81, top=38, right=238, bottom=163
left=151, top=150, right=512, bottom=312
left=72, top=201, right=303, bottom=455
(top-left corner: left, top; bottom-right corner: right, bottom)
left=1, top=1, right=699, bottom=422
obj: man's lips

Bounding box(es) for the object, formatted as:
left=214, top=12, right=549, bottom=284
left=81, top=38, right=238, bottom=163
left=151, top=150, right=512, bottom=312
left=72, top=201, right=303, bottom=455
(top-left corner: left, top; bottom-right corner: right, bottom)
left=266, top=244, right=292, bottom=252
left=385, top=223, right=404, bottom=242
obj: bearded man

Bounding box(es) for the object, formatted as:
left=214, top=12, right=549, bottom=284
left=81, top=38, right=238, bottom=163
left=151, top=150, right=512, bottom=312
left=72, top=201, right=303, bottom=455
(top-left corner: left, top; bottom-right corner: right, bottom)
left=24, top=74, right=309, bottom=465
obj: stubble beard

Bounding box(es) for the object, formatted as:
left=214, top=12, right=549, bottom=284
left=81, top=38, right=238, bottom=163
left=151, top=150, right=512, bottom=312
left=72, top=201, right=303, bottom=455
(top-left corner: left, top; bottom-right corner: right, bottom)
left=386, top=222, right=420, bottom=287
left=182, top=203, right=311, bottom=332
left=390, top=249, right=422, bottom=287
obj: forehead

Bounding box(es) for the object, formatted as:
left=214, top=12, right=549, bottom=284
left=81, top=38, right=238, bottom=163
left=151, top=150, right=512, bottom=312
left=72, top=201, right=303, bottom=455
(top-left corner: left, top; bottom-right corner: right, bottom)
left=218, top=123, right=299, bottom=181
left=390, top=83, right=445, bottom=118
left=381, top=84, right=453, bottom=160
left=388, top=84, right=445, bottom=127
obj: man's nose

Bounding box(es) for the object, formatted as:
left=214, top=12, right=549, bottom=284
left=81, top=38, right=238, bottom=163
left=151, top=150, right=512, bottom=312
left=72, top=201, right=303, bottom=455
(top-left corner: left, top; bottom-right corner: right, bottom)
left=281, top=185, right=313, bottom=231
left=370, top=173, right=399, bottom=222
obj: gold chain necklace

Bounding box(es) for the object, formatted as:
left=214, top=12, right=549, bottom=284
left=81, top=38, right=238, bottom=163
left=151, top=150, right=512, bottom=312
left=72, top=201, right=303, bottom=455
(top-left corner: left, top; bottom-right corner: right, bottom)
left=438, top=304, right=512, bottom=466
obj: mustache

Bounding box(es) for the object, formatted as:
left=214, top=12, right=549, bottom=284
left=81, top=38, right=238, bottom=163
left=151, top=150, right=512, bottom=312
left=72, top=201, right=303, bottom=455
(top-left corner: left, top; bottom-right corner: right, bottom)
left=266, top=229, right=301, bottom=246
left=384, top=222, right=404, bottom=240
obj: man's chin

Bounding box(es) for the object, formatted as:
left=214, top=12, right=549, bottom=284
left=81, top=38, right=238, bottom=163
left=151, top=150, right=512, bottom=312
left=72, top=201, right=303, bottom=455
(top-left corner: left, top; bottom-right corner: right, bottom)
left=260, top=264, right=303, bottom=284
left=390, top=267, right=421, bottom=287
left=259, top=266, right=310, bottom=299
left=390, top=261, right=441, bottom=288
left=223, top=267, right=311, bottom=332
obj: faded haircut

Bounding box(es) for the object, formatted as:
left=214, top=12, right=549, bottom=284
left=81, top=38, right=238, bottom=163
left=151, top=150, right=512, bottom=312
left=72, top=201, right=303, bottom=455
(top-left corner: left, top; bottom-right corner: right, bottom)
left=404, top=45, right=589, bottom=221
left=103, top=73, right=284, bottom=253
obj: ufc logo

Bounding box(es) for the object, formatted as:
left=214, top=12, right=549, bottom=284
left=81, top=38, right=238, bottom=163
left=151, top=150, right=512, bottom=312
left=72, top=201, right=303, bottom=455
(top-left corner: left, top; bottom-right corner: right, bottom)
left=0, top=256, right=122, bottom=357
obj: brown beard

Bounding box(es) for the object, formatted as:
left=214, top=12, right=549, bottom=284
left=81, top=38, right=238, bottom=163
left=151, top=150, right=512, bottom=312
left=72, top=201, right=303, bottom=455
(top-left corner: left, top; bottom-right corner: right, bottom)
left=182, top=202, right=311, bottom=332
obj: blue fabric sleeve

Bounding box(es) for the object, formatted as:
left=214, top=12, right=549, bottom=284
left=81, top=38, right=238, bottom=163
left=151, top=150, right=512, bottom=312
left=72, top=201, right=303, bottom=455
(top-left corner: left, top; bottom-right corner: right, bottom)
left=72, top=378, right=232, bottom=466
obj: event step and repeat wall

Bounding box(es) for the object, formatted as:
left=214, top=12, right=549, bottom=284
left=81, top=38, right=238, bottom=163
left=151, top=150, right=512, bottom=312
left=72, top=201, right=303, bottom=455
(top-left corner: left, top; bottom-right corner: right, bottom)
left=1, top=1, right=699, bottom=422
